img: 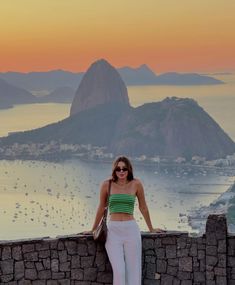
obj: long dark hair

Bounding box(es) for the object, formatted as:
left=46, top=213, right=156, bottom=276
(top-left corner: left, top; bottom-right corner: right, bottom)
left=111, top=156, right=134, bottom=182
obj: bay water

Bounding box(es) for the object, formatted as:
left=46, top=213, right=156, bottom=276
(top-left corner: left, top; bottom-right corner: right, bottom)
left=0, top=74, right=234, bottom=240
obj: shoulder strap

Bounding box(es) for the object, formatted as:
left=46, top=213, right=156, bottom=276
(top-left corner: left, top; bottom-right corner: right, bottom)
left=103, top=179, right=111, bottom=221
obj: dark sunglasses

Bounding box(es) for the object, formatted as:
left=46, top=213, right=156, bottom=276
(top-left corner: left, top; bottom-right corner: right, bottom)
left=115, top=167, right=128, bottom=172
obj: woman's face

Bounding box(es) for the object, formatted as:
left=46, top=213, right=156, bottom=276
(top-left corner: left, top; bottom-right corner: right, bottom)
left=115, top=161, right=128, bottom=181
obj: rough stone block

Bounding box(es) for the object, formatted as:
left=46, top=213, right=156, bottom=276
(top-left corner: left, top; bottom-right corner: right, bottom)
left=71, top=269, right=83, bottom=280
left=38, top=269, right=52, bottom=279
left=24, top=251, right=38, bottom=261
left=214, top=267, right=226, bottom=276
left=81, top=256, right=94, bottom=268
left=42, top=257, right=51, bottom=269
left=35, top=262, right=44, bottom=271
left=22, top=243, right=35, bottom=253
left=156, top=247, right=165, bottom=259
left=36, top=242, right=50, bottom=251
left=84, top=267, right=97, bottom=281
left=15, top=260, right=25, bottom=280
left=189, top=243, right=197, bottom=257
left=0, top=274, right=14, bottom=283
left=12, top=246, right=22, bottom=260
left=161, top=274, right=174, bottom=285
left=87, top=240, right=96, bottom=255
left=218, top=239, right=226, bottom=253
left=156, top=259, right=167, bottom=273
left=25, top=268, right=38, bottom=280
left=167, top=265, right=178, bottom=276
left=177, top=271, right=192, bottom=280
left=194, top=271, right=205, bottom=282
left=168, top=258, right=179, bottom=266
left=65, top=241, right=77, bottom=255
left=97, top=271, right=113, bottom=283
left=162, top=237, right=176, bottom=245
left=51, top=259, right=59, bottom=272
left=2, top=246, right=11, bottom=260
left=206, top=246, right=217, bottom=256
left=59, top=261, right=70, bottom=272
left=179, top=257, right=192, bottom=272
left=0, top=259, right=14, bottom=274
left=146, top=262, right=156, bottom=279
left=77, top=243, right=88, bottom=256
left=215, top=275, right=227, bottom=285
left=166, top=245, right=177, bottom=258
left=206, top=255, right=218, bottom=267
left=58, top=250, right=68, bottom=263
left=143, top=238, right=154, bottom=250
left=71, top=255, right=80, bottom=268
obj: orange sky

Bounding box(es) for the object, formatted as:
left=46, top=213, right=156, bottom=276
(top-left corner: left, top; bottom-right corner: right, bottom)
left=0, top=0, right=235, bottom=73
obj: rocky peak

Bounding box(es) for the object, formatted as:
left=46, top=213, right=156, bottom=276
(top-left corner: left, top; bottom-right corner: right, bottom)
left=70, top=59, right=130, bottom=116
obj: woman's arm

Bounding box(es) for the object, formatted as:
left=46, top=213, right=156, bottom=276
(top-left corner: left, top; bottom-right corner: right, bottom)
left=91, top=180, right=109, bottom=232
left=136, top=179, right=154, bottom=231
left=136, top=179, right=165, bottom=233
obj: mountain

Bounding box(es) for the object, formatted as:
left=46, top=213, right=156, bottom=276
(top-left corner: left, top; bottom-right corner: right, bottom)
left=0, top=102, right=129, bottom=146
left=0, top=78, right=37, bottom=109
left=1, top=97, right=234, bottom=160
left=110, top=97, right=235, bottom=159
left=0, top=70, right=83, bottom=91
left=70, top=59, right=130, bottom=116
left=0, top=58, right=233, bottom=160
left=39, top=86, right=75, bottom=103
left=0, top=67, right=223, bottom=93
left=154, top=72, right=223, bottom=85
left=118, top=64, right=157, bottom=85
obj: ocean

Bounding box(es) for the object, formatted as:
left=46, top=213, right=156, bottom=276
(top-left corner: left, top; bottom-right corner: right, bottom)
left=0, top=75, right=234, bottom=240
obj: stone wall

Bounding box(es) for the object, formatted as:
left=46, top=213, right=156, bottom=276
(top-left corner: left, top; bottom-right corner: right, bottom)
left=0, top=214, right=235, bottom=284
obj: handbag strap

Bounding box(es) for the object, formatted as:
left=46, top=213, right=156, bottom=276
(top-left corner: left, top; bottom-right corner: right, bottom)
left=103, top=179, right=111, bottom=222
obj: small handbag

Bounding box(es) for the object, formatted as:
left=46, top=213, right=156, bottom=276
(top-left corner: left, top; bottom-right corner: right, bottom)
left=93, top=179, right=111, bottom=242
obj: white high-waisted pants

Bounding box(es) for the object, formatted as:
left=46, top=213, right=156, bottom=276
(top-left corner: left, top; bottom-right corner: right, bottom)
left=105, top=220, right=142, bottom=285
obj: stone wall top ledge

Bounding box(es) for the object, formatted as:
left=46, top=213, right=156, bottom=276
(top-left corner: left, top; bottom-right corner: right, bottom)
left=0, top=231, right=191, bottom=246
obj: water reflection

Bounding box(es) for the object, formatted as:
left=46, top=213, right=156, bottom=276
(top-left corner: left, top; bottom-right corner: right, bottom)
left=0, top=159, right=233, bottom=240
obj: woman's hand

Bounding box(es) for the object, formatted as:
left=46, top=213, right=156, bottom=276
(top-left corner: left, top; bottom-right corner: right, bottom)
left=79, top=230, right=93, bottom=235
left=150, top=228, right=166, bottom=233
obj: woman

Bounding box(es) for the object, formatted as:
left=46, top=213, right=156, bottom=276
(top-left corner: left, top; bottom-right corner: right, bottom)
left=89, top=156, right=165, bottom=285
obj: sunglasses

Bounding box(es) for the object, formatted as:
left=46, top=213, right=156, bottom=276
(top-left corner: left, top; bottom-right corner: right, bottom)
left=115, top=167, right=128, bottom=172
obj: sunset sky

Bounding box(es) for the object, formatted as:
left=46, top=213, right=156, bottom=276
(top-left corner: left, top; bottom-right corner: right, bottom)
left=1, top=0, right=235, bottom=73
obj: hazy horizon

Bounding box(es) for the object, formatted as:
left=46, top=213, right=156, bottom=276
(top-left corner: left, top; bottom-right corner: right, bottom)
left=1, top=1, right=235, bottom=73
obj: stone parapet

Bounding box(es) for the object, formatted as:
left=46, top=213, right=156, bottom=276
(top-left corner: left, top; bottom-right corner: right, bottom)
left=0, top=215, right=234, bottom=284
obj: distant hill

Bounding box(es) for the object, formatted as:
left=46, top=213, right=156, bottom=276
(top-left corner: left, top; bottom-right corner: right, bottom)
left=0, top=70, right=83, bottom=92
left=0, top=78, right=37, bottom=109
left=39, top=86, right=75, bottom=103
left=118, top=64, right=158, bottom=85
left=0, top=66, right=224, bottom=93
left=154, top=72, right=223, bottom=85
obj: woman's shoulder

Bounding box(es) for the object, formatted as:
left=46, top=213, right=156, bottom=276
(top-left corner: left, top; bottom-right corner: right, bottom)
left=132, top=177, right=143, bottom=187
left=101, top=178, right=112, bottom=188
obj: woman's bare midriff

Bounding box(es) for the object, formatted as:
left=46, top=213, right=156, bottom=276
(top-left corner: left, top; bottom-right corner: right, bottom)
left=110, top=213, right=135, bottom=221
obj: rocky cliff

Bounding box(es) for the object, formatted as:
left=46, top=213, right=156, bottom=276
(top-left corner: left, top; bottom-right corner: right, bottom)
left=110, top=97, right=235, bottom=159
left=70, top=59, right=130, bottom=116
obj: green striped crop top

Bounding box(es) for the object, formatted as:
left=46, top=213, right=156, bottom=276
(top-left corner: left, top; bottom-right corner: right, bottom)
left=108, top=194, right=136, bottom=215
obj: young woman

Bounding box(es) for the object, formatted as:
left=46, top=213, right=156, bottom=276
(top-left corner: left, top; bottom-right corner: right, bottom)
left=88, top=156, right=165, bottom=285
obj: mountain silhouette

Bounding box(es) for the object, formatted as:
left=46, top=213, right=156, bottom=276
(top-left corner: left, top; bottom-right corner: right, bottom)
left=39, top=86, right=75, bottom=103
left=70, top=59, right=130, bottom=116
left=0, top=59, right=233, bottom=160
left=0, top=78, right=37, bottom=109
left=0, top=66, right=223, bottom=94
